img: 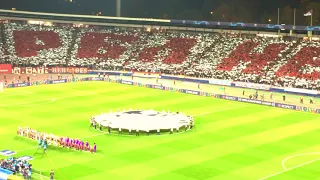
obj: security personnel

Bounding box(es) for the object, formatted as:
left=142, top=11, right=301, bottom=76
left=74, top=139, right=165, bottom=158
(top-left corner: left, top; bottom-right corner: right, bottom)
left=310, top=97, right=314, bottom=104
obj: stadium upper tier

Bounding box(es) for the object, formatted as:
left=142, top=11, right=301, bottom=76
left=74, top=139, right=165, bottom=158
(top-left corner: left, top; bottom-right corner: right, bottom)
left=0, top=23, right=320, bottom=89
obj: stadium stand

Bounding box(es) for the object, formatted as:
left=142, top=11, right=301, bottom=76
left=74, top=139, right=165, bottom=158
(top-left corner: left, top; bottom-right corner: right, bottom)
left=0, top=22, right=319, bottom=89
left=0, top=157, right=32, bottom=180
left=4, top=23, right=73, bottom=66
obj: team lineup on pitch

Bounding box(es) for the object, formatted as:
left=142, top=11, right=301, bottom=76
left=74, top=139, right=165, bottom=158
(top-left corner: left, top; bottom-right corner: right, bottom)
left=0, top=77, right=320, bottom=180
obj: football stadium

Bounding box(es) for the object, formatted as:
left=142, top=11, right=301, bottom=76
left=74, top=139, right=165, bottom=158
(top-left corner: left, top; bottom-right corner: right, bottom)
left=0, top=1, right=320, bottom=180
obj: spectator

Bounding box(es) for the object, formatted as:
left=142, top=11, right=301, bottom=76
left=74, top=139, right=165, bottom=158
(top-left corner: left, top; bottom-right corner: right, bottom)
left=1, top=22, right=319, bottom=90
left=0, top=157, right=32, bottom=178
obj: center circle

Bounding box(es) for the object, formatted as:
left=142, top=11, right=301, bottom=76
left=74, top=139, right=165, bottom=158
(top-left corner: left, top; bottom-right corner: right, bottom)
left=92, top=110, right=194, bottom=135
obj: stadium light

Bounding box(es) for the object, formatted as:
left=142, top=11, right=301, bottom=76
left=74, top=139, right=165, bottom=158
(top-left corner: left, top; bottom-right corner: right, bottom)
left=116, top=0, right=121, bottom=17
left=210, top=11, right=214, bottom=15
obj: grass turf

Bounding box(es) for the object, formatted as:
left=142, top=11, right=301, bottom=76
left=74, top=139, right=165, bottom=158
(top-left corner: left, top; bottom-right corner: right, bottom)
left=0, top=81, right=320, bottom=180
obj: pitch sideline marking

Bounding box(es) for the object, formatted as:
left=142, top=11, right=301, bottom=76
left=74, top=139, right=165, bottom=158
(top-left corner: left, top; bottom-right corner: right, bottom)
left=0, top=98, right=56, bottom=107
left=0, top=92, right=97, bottom=107
left=0, top=90, right=33, bottom=97
left=259, top=155, right=320, bottom=180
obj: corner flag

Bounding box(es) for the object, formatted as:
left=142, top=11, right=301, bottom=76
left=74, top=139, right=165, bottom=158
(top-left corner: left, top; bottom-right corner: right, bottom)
left=304, top=10, right=312, bottom=16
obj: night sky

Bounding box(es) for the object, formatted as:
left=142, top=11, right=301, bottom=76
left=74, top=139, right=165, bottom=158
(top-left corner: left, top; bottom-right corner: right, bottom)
left=0, top=0, right=319, bottom=25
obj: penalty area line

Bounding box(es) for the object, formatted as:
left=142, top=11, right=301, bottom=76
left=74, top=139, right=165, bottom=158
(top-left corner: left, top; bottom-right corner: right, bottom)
left=282, top=152, right=320, bottom=170
left=259, top=157, right=320, bottom=180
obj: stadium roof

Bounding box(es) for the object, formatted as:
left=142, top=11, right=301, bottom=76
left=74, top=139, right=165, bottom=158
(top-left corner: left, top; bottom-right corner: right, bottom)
left=0, top=9, right=319, bottom=32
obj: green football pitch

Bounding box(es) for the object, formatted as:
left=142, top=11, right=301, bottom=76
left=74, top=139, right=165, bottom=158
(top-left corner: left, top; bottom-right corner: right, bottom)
left=1, top=81, right=320, bottom=180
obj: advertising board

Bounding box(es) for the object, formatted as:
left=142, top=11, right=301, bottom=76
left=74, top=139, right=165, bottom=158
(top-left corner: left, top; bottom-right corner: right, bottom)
left=233, top=82, right=271, bottom=90
left=12, top=67, right=49, bottom=74
left=0, top=64, right=12, bottom=74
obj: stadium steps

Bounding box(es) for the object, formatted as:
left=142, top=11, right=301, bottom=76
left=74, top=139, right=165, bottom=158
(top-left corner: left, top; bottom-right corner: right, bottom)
left=198, top=34, right=222, bottom=59
left=66, top=28, right=80, bottom=65
left=0, top=23, right=9, bottom=56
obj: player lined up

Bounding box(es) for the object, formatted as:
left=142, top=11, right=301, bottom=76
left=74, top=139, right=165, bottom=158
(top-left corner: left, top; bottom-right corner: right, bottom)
left=17, top=127, right=97, bottom=153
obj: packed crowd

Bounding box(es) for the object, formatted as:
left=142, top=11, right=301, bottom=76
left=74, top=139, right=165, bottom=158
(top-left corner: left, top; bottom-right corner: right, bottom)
left=0, top=157, right=32, bottom=179
left=17, top=127, right=97, bottom=153
left=1, top=22, right=320, bottom=89
left=3, top=23, right=73, bottom=66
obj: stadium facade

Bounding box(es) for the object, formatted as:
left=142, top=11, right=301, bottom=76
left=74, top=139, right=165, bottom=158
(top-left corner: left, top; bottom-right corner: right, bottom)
left=0, top=9, right=319, bottom=37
